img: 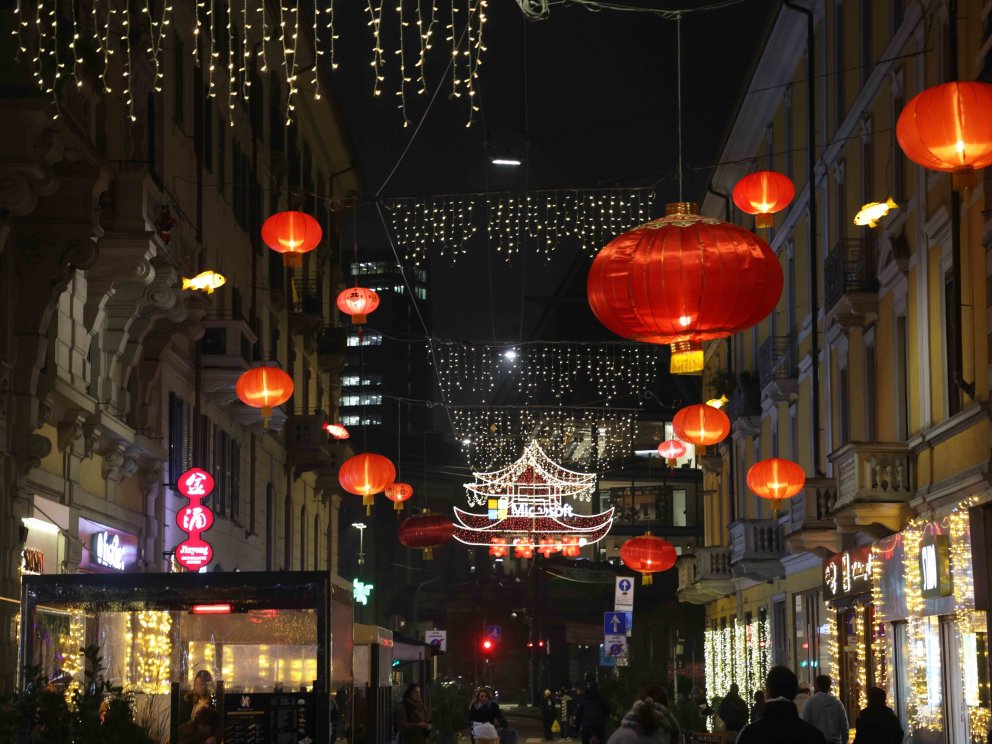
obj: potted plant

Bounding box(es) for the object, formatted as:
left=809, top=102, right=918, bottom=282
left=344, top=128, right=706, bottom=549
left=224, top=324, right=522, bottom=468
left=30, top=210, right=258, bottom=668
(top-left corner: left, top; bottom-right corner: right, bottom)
left=430, top=679, right=472, bottom=744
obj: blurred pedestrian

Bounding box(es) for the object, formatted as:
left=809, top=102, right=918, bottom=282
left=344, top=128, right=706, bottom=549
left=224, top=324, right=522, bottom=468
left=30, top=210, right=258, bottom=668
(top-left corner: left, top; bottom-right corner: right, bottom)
left=558, top=688, right=573, bottom=738
left=576, top=680, right=610, bottom=744
left=605, top=685, right=680, bottom=744
left=852, top=687, right=902, bottom=744
left=750, top=690, right=765, bottom=723
left=795, top=684, right=811, bottom=717
left=717, top=683, right=748, bottom=733
left=736, top=666, right=826, bottom=744
left=470, top=687, right=508, bottom=744
left=542, top=689, right=557, bottom=741
left=801, top=675, right=849, bottom=744
left=396, top=683, right=431, bottom=744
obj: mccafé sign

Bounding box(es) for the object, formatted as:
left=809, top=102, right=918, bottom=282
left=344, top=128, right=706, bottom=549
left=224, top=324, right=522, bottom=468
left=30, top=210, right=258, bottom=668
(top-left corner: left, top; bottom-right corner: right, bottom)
left=175, top=467, right=216, bottom=571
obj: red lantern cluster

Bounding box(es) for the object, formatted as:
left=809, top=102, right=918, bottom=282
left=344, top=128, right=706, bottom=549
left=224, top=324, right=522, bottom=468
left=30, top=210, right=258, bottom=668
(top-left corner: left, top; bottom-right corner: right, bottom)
left=337, top=286, right=381, bottom=325
left=672, top=404, right=731, bottom=447
left=746, top=457, right=806, bottom=515
left=236, top=366, right=294, bottom=427
left=732, top=171, right=795, bottom=229
left=261, top=211, right=322, bottom=267
left=657, top=439, right=687, bottom=466
left=489, top=537, right=509, bottom=558
left=398, top=513, right=454, bottom=560
left=588, top=202, right=783, bottom=374
left=384, top=482, right=414, bottom=512
left=620, top=533, right=677, bottom=586
left=338, top=453, right=396, bottom=514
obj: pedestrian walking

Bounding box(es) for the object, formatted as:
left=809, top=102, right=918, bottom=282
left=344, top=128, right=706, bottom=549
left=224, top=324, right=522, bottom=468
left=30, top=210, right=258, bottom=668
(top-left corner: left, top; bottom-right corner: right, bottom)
left=717, top=683, right=748, bottom=733
left=396, top=683, right=431, bottom=744
left=575, top=680, right=610, bottom=744
left=469, top=688, right=508, bottom=744
left=750, top=690, right=765, bottom=723
left=852, top=687, right=903, bottom=744
left=558, top=688, right=573, bottom=738
left=801, top=675, right=849, bottom=744
left=736, top=666, right=827, bottom=744
left=604, top=685, right=680, bottom=744
left=542, top=689, right=558, bottom=741
left=794, top=684, right=811, bottom=717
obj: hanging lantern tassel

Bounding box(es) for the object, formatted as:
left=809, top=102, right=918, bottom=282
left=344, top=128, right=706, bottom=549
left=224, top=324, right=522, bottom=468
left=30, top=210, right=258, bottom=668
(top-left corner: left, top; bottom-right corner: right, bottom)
left=642, top=571, right=654, bottom=586
left=670, top=340, right=703, bottom=375
left=422, top=547, right=434, bottom=561
left=363, top=494, right=374, bottom=515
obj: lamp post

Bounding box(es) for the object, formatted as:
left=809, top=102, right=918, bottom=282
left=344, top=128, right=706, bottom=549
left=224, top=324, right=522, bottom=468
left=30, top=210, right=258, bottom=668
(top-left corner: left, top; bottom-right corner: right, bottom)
left=352, top=522, right=367, bottom=566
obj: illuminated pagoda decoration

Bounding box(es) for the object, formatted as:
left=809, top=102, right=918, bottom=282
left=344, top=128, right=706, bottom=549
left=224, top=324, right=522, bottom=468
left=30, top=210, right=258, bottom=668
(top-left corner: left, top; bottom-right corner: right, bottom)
left=452, top=440, right=614, bottom=552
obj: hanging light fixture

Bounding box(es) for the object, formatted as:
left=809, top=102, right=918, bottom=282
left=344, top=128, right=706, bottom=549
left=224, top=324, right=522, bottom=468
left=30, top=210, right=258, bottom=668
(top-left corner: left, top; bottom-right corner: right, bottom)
left=235, top=366, right=294, bottom=427
left=338, top=453, right=397, bottom=515
left=261, top=211, right=323, bottom=267
left=672, top=404, right=731, bottom=447
left=384, top=482, right=415, bottom=512
left=620, top=532, right=677, bottom=586
left=657, top=439, right=687, bottom=467
left=336, top=286, right=381, bottom=325
left=398, top=512, right=454, bottom=560
left=746, top=457, right=806, bottom=516
left=732, top=170, right=795, bottom=229
left=489, top=537, right=510, bottom=558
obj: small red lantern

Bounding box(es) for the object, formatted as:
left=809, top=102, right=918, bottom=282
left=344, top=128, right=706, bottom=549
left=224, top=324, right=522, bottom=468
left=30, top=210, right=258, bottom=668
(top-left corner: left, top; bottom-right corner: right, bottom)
left=672, top=404, right=731, bottom=447
left=732, top=171, right=795, bottom=229
left=236, top=366, right=294, bottom=427
left=538, top=538, right=560, bottom=559
left=398, top=512, right=454, bottom=560
left=261, top=211, right=322, bottom=267
left=514, top=543, right=534, bottom=559
left=337, top=287, right=381, bottom=325
left=561, top=537, right=581, bottom=558
left=746, top=457, right=806, bottom=516
left=323, top=423, right=350, bottom=440
left=588, top=202, right=783, bottom=375
left=657, top=439, right=687, bottom=466
left=384, top=482, right=414, bottom=512
left=338, top=453, right=397, bottom=514
left=896, top=81, right=992, bottom=190
left=620, top=532, right=677, bottom=586
left=489, top=537, right=509, bottom=558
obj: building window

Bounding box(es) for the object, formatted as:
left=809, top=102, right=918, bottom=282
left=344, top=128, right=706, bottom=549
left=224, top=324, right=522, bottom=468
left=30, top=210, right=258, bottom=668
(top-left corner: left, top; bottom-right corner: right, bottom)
left=784, top=86, right=794, bottom=181
left=415, top=286, right=427, bottom=300
left=892, top=90, right=906, bottom=203
left=300, top=505, right=307, bottom=570
left=860, top=0, right=872, bottom=86
left=944, top=270, right=962, bottom=417
left=313, top=515, right=321, bottom=570
left=896, top=315, right=909, bottom=440
left=861, top=121, right=873, bottom=203
left=347, top=332, right=383, bottom=347
left=284, top=493, right=293, bottom=570
left=865, top=344, right=877, bottom=441
left=340, top=394, right=382, bottom=407
left=834, top=162, right=847, bottom=245
left=839, top=365, right=850, bottom=446
left=168, top=393, right=193, bottom=484
left=350, top=261, right=390, bottom=276
left=230, top=439, right=241, bottom=523
left=340, top=414, right=382, bottom=426
left=834, top=0, right=845, bottom=131
left=265, top=483, right=274, bottom=571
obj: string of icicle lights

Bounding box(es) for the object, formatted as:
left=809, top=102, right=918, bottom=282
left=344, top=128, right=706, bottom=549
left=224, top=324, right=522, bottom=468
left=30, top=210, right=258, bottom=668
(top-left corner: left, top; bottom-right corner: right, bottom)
left=386, top=187, right=655, bottom=264
left=430, top=341, right=667, bottom=404
left=14, top=0, right=486, bottom=126
left=452, top=406, right=639, bottom=471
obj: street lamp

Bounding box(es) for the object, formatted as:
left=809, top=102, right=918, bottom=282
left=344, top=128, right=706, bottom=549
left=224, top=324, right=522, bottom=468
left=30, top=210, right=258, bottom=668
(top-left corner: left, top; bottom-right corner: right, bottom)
left=352, top=522, right=367, bottom=566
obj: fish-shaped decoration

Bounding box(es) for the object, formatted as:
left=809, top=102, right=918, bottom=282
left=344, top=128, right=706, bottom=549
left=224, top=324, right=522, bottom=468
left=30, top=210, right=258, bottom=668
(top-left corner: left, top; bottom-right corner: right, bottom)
left=853, top=197, right=898, bottom=228
left=182, top=270, right=227, bottom=294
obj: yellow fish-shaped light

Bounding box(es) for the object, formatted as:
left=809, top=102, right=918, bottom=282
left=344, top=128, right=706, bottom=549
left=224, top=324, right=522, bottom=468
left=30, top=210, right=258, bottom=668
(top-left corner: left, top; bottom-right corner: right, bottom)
left=182, top=270, right=227, bottom=294
left=854, top=197, right=898, bottom=228
left=706, top=394, right=730, bottom=409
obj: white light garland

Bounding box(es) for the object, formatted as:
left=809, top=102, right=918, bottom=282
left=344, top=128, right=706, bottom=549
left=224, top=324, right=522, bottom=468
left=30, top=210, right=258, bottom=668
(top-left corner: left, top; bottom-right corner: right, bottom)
left=704, top=613, right=771, bottom=704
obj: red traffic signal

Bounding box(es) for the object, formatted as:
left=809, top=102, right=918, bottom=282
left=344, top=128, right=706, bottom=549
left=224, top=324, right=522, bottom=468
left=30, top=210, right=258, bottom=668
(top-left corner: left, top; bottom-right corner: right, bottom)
left=482, top=639, right=494, bottom=651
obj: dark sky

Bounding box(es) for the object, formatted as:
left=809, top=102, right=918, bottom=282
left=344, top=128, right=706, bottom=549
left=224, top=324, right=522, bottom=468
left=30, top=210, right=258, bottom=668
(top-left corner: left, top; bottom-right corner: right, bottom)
left=330, top=0, right=778, bottom=342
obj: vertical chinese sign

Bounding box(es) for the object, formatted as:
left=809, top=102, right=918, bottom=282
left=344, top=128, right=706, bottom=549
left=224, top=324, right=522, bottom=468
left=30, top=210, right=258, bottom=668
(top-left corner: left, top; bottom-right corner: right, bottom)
left=176, top=467, right=216, bottom=570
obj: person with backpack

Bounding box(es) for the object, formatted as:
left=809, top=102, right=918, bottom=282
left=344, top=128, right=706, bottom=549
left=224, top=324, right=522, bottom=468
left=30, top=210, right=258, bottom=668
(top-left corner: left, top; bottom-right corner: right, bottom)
left=575, top=680, right=610, bottom=744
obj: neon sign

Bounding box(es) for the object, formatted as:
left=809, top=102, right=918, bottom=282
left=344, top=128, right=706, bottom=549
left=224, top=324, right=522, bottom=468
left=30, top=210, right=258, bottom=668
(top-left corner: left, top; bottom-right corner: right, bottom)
left=175, top=467, right=216, bottom=570
left=353, top=579, right=373, bottom=605
left=92, top=531, right=127, bottom=571
left=823, top=545, right=873, bottom=601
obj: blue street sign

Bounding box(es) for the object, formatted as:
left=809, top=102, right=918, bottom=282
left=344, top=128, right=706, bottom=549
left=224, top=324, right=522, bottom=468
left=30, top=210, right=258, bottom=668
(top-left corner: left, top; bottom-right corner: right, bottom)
left=603, top=612, right=628, bottom=636
left=486, top=624, right=502, bottom=641
left=618, top=578, right=632, bottom=593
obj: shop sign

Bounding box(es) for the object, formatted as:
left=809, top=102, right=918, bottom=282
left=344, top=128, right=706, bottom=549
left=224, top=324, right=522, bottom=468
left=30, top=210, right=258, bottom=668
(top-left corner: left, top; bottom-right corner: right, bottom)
left=823, top=545, right=873, bottom=601
left=920, top=534, right=952, bottom=599
left=175, top=467, right=215, bottom=571
left=20, top=548, right=44, bottom=575
left=91, top=531, right=127, bottom=571
left=79, top=518, right=138, bottom=573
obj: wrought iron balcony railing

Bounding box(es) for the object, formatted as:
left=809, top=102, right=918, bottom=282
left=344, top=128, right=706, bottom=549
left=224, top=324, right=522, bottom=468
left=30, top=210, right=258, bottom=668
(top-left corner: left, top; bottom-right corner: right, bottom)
left=824, top=238, right=879, bottom=312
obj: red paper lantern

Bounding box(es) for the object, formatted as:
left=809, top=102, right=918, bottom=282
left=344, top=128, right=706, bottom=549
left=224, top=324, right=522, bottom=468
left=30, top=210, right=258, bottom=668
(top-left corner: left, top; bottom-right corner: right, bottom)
left=337, top=287, right=381, bottom=325
left=538, top=537, right=561, bottom=558
left=896, top=82, right=992, bottom=190
left=672, top=404, right=731, bottom=447
left=489, top=537, right=509, bottom=558
left=323, top=423, right=350, bottom=440
left=732, top=171, right=795, bottom=229
left=398, top=513, right=454, bottom=560
left=561, top=537, right=581, bottom=558
left=620, top=533, right=677, bottom=586
left=657, top=439, right=687, bottom=466
left=261, top=211, right=322, bottom=267
left=236, top=366, right=294, bottom=427
left=746, top=457, right=806, bottom=515
left=514, top=542, right=534, bottom=559
left=384, top=482, right=414, bottom=512
left=338, top=453, right=396, bottom=514
left=587, top=202, right=783, bottom=374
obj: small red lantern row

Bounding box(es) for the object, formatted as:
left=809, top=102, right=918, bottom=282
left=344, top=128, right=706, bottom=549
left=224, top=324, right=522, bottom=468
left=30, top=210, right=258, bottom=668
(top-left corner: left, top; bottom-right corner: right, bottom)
left=384, top=482, right=414, bottom=512
left=672, top=404, right=730, bottom=447
left=398, top=512, right=454, bottom=560
left=236, top=366, right=294, bottom=427
left=620, top=532, right=677, bottom=586
left=338, top=453, right=396, bottom=515
left=262, top=211, right=322, bottom=267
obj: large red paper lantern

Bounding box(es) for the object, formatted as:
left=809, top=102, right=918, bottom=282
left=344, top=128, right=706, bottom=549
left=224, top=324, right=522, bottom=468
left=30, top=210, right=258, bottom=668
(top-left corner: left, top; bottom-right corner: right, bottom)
left=339, top=453, right=396, bottom=514
left=236, top=366, right=294, bottom=427
left=747, top=457, right=806, bottom=515
left=672, top=404, right=731, bottom=447
left=261, top=211, right=322, bottom=267
left=384, top=482, right=414, bottom=512
left=398, top=512, right=454, bottom=560
left=620, top=533, right=677, bottom=586
left=897, top=82, right=992, bottom=190
left=657, top=439, right=687, bottom=466
left=336, top=286, right=381, bottom=325
left=732, top=171, right=795, bottom=229
left=587, top=202, right=783, bottom=374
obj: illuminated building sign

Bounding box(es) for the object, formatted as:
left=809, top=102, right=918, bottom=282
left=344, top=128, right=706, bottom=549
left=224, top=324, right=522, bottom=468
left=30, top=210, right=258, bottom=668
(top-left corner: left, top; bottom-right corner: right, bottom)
left=487, top=498, right=575, bottom=520
left=79, top=518, right=138, bottom=573
left=920, top=534, right=952, bottom=599
left=175, top=467, right=216, bottom=571
left=20, top=548, right=44, bottom=575
left=823, top=545, right=873, bottom=601
left=353, top=579, right=373, bottom=606
left=91, top=531, right=126, bottom=571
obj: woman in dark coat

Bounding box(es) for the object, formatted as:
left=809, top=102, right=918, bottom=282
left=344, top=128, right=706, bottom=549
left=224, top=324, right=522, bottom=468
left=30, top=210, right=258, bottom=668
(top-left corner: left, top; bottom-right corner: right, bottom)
left=469, top=688, right=508, bottom=742
left=853, top=687, right=903, bottom=744
left=396, top=683, right=432, bottom=744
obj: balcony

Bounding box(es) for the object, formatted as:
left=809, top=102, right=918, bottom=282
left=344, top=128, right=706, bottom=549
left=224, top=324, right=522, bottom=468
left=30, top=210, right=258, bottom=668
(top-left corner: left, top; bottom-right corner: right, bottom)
left=676, top=547, right=735, bottom=605
left=758, top=335, right=798, bottom=403
left=285, top=414, right=350, bottom=480
left=200, top=315, right=259, bottom=412
left=824, top=238, right=879, bottom=327
left=783, top=477, right=841, bottom=556
left=828, top=442, right=915, bottom=536
left=726, top=372, right=761, bottom=435
left=729, top=519, right=784, bottom=581
left=289, top=276, right=326, bottom=334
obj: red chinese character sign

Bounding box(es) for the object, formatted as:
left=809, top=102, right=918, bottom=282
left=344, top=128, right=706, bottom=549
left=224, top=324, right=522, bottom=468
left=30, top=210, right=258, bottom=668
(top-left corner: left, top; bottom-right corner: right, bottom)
left=175, top=468, right=216, bottom=570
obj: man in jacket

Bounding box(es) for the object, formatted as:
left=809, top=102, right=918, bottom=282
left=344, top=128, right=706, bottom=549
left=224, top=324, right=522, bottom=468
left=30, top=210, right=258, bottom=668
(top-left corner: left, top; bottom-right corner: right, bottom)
left=801, top=675, right=849, bottom=744
left=736, top=666, right=827, bottom=744
left=717, top=683, right=748, bottom=733
left=853, top=687, right=903, bottom=744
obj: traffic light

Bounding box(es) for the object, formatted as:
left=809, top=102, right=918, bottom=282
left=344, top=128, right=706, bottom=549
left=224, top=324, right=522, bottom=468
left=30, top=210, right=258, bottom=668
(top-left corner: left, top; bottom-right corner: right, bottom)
left=481, top=637, right=496, bottom=664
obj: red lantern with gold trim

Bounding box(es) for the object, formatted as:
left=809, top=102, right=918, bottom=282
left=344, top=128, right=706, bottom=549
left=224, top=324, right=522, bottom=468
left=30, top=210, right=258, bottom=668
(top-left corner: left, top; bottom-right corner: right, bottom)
left=620, top=532, right=677, bottom=586
left=657, top=439, right=687, bottom=466
left=398, top=512, right=454, bottom=560
left=897, top=82, right=992, bottom=190
left=236, top=366, right=294, bottom=427
left=337, top=286, right=381, bottom=326
left=384, top=482, right=414, bottom=512
left=732, top=171, right=795, bottom=229
left=588, top=202, right=783, bottom=375
left=339, top=453, right=396, bottom=514
left=261, top=211, right=323, bottom=267
left=672, top=404, right=731, bottom=447
left=746, top=457, right=806, bottom=516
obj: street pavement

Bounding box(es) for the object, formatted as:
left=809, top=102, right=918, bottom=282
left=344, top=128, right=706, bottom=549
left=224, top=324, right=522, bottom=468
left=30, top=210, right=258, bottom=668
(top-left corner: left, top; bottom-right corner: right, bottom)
left=502, top=707, right=577, bottom=744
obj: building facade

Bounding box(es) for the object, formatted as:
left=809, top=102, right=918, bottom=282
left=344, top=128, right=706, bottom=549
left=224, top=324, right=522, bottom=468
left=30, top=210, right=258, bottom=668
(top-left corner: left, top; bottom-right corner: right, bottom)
left=0, top=0, right=360, bottom=693
left=681, top=1, right=992, bottom=742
